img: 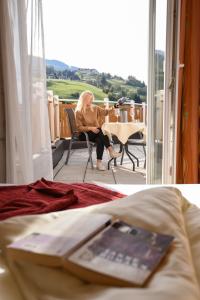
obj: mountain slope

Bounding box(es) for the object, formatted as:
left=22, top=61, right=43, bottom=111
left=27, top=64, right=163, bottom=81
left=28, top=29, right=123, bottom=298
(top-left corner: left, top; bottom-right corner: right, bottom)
left=46, top=59, right=69, bottom=70
left=47, top=80, right=107, bottom=99
left=46, top=59, right=78, bottom=71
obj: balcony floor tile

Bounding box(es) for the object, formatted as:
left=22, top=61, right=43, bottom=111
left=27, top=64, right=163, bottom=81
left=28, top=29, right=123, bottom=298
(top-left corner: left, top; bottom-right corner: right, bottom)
left=54, top=145, right=146, bottom=185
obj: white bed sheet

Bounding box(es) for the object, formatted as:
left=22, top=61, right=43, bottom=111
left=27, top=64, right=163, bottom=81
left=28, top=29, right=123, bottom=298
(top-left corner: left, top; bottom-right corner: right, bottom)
left=93, top=183, right=200, bottom=208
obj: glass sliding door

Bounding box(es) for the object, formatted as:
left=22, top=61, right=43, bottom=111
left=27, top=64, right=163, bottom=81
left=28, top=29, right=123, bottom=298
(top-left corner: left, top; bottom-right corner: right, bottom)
left=147, top=0, right=167, bottom=183
left=147, top=0, right=179, bottom=184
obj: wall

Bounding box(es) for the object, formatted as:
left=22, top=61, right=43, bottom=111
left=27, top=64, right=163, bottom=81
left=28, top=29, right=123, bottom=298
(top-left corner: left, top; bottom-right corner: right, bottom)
left=176, top=0, right=200, bottom=183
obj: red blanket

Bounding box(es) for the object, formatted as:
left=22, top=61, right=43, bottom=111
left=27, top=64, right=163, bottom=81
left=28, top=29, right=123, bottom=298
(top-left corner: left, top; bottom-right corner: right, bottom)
left=0, top=178, right=125, bottom=221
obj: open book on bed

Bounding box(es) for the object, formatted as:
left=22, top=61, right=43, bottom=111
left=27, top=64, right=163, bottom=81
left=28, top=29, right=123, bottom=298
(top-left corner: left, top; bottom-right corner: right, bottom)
left=7, top=213, right=174, bottom=287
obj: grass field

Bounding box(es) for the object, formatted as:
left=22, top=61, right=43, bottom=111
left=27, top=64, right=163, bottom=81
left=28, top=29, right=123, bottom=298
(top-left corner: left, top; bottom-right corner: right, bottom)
left=47, top=79, right=107, bottom=100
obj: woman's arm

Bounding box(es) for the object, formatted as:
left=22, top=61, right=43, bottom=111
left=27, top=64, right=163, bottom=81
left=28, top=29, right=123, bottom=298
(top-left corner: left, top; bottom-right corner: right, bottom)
left=97, top=106, right=114, bottom=117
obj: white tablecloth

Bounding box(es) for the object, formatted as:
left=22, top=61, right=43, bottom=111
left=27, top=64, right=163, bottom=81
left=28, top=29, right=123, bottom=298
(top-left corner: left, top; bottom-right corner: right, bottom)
left=102, top=122, right=146, bottom=144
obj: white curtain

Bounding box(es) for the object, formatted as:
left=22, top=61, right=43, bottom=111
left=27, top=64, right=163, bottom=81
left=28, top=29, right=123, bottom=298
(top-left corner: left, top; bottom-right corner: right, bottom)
left=0, top=0, right=53, bottom=184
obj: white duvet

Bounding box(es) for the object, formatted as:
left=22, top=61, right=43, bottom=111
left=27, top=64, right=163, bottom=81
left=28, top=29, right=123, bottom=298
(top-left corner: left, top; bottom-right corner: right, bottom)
left=0, top=186, right=200, bottom=300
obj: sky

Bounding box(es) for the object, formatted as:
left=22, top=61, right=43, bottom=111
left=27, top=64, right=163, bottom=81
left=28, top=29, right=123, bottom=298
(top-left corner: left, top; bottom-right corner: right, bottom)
left=43, top=0, right=167, bottom=84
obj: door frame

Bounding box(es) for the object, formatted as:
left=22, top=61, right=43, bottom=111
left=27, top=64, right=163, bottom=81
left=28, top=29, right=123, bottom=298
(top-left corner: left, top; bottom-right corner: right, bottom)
left=162, top=0, right=180, bottom=183
left=146, top=0, right=156, bottom=184
left=147, top=0, right=180, bottom=184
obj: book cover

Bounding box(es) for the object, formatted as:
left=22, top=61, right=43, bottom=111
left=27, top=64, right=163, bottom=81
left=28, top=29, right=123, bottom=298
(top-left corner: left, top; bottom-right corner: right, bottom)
left=66, top=220, right=174, bottom=286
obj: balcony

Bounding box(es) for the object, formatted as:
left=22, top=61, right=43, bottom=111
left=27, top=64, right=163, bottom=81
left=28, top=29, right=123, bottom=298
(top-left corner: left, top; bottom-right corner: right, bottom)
left=48, top=91, right=146, bottom=184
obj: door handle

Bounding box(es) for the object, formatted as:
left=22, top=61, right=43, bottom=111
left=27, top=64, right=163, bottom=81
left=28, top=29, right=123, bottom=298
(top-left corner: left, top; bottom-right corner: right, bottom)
left=168, top=77, right=175, bottom=90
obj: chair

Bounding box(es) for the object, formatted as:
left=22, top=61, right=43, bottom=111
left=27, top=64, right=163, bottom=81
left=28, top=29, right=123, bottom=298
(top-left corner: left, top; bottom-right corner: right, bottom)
left=120, top=132, right=146, bottom=169
left=65, top=108, right=95, bottom=181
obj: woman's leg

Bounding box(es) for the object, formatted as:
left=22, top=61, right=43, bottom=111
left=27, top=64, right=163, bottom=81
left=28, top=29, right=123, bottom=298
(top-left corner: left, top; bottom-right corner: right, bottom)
left=79, top=130, right=120, bottom=164
left=79, top=131, right=105, bottom=170
left=95, top=137, right=106, bottom=170
left=97, top=129, right=111, bottom=148
left=80, top=129, right=109, bottom=148
left=98, top=129, right=121, bottom=158
left=79, top=131, right=96, bottom=142
left=94, top=136, right=107, bottom=161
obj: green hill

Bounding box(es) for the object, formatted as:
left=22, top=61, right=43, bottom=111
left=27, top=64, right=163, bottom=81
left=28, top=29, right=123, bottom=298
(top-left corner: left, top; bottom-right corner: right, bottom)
left=46, top=61, right=147, bottom=102
left=107, top=79, right=138, bottom=93
left=47, top=79, right=107, bottom=100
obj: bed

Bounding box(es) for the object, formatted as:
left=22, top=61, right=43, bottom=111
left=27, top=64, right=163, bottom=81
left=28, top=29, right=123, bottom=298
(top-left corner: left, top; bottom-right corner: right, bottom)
left=0, top=183, right=200, bottom=300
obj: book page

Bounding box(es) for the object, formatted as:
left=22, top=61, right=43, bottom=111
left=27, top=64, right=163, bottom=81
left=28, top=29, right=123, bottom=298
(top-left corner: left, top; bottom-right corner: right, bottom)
left=8, top=213, right=112, bottom=257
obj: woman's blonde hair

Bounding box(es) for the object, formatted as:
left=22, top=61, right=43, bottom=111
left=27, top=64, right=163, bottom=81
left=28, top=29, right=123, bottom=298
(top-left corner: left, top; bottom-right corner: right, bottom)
left=75, top=90, right=94, bottom=113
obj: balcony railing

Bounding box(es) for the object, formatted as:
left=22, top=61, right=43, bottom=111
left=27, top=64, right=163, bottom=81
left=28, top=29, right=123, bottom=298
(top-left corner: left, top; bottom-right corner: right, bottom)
left=47, top=90, right=147, bottom=143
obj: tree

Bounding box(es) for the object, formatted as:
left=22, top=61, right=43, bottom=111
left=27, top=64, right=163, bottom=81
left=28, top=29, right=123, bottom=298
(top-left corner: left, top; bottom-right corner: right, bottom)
left=133, top=94, right=142, bottom=103
left=155, top=50, right=165, bottom=90
left=114, top=85, right=122, bottom=92
left=121, top=89, right=126, bottom=97
left=102, top=87, right=110, bottom=94
left=108, top=92, right=117, bottom=102
left=127, top=91, right=137, bottom=100
left=113, top=75, right=123, bottom=81
left=100, top=73, right=107, bottom=86
left=137, top=86, right=147, bottom=96
left=70, top=92, right=80, bottom=99
left=46, top=65, right=55, bottom=76
left=126, top=76, right=145, bottom=88
left=106, top=73, right=111, bottom=79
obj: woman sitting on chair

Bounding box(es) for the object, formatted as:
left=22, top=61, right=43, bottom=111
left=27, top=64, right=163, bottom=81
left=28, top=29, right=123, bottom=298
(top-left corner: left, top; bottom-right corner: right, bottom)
left=75, top=90, right=121, bottom=171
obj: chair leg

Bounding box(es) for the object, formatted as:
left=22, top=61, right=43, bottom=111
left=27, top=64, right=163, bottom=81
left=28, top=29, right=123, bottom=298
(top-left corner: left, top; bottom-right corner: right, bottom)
left=65, top=140, right=72, bottom=165
left=90, top=145, right=94, bottom=169
left=83, top=157, right=90, bottom=182
left=83, top=145, right=93, bottom=182
left=108, top=158, right=114, bottom=170
left=87, top=144, right=93, bottom=169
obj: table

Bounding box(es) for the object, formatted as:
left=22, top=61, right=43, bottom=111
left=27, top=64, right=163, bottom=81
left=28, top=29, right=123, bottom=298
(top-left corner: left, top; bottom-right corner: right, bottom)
left=102, top=122, right=146, bottom=170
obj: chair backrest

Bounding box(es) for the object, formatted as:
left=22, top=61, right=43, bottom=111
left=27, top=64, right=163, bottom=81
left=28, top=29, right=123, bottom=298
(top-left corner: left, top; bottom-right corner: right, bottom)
left=65, top=108, right=77, bottom=135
